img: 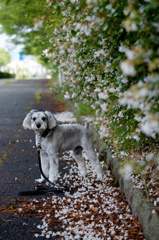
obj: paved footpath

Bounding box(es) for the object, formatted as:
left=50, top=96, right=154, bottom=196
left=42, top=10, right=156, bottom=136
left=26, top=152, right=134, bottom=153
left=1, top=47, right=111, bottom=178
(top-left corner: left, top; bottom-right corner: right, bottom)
left=0, top=79, right=145, bottom=240
left=0, top=79, right=56, bottom=239
left=0, top=79, right=52, bottom=196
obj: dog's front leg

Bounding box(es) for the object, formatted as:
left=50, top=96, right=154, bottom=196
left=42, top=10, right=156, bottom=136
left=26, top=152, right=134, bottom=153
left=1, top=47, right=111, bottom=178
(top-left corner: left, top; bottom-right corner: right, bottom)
left=35, top=150, right=49, bottom=183
left=48, top=152, right=59, bottom=183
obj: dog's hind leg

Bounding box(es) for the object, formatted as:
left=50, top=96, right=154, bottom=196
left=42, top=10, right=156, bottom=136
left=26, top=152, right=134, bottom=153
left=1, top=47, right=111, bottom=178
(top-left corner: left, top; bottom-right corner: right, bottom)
left=84, top=142, right=103, bottom=180
left=48, top=153, right=59, bottom=183
left=73, top=147, right=87, bottom=178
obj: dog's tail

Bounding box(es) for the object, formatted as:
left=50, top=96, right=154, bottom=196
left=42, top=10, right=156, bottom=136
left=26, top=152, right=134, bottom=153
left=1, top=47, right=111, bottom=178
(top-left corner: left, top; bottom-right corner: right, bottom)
left=84, top=122, right=89, bottom=129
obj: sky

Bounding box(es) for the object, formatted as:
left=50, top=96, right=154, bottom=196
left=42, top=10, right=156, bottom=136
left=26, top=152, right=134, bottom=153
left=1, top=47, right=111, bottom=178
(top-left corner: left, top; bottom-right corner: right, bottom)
left=0, top=33, right=24, bottom=61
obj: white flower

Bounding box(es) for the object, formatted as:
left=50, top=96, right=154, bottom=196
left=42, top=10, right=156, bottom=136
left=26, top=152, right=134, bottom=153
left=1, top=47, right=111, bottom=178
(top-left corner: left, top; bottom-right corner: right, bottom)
left=125, top=49, right=135, bottom=60
left=141, top=116, right=159, bottom=138
left=119, top=46, right=126, bottom=53
left=120, top=151, right=127, bottom=156
left=71, top=37, right=78, bottom=43
left=34, top=20, right=43, bottom=31
left=120, top=61, right=136, bottom=76
left=98, top=91, right=108, bottom=100
left=133, top=135, right=140, bottom=141
left=100, top=103, right=107, bottom=112
left=121, top=78, right=128, bottom=84
left=131, top=22, right=137, bottom=31
left=94, top=50, right=106, bottom=58
left=70, top=0, right=77, bottom=3
left=146, top=152, right=154, bottom=161
left=109, top=87, right=116, bottom=93
left=94, top=87, right=101, bottom=92
left=64, top=92, right=70, bottom=99
left=139, top=88, right=148, bottom=97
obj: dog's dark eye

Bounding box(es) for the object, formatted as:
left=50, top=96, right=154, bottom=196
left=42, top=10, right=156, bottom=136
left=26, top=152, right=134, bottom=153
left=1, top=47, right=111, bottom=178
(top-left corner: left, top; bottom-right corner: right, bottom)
left=42, top=117, right=46, bottom=121
left=32, top=117, right=36, bottom=121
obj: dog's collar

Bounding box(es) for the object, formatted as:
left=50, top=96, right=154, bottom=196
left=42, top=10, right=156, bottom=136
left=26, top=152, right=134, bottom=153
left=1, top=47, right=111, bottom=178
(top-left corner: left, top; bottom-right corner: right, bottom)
left=37, top=126, right=56, bottom=149
left=42, top=128, right=51, bottom=138
left=42, top=126, right=57, bottom=138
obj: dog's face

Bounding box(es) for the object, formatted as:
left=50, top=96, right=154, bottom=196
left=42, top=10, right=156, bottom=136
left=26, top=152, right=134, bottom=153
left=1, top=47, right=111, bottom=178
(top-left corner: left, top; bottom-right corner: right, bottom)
left=23, top=110, right=57, bottom=132
left=30, top=111, right=48, bottom=132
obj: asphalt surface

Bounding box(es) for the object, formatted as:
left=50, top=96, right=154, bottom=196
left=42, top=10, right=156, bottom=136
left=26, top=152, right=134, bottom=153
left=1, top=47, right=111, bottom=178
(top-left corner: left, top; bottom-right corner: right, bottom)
left=0, top=79, right=66, bottom=239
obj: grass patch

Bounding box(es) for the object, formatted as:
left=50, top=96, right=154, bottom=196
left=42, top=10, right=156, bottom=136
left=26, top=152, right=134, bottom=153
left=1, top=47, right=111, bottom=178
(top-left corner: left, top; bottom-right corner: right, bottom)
left=35, top=90, right=42, bottom=103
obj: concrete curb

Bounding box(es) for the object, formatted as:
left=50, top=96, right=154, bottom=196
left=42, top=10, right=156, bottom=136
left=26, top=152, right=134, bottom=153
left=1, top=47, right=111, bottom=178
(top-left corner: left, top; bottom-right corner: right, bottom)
left=105, top=147, right=159, bottom=240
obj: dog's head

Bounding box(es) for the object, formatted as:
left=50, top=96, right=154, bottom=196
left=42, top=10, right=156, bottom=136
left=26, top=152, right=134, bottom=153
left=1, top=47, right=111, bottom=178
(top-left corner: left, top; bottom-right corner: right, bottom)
left=23, top=110, right=57, bottom=132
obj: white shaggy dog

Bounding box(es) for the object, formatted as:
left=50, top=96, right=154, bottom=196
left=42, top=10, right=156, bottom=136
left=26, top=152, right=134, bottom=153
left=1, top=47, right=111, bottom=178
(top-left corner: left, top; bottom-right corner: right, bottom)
left=23, top=110, right=103, bottom=183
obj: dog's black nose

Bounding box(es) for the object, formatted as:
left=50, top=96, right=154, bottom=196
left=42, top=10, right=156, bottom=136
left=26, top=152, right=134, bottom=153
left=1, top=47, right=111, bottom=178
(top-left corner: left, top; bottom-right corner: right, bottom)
left=36, top=123, right=41, bottom=128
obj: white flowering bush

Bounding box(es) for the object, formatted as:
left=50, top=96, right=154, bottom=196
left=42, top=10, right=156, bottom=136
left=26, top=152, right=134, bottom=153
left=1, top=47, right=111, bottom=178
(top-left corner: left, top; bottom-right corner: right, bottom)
left=38, top=0, right=159, bottom=161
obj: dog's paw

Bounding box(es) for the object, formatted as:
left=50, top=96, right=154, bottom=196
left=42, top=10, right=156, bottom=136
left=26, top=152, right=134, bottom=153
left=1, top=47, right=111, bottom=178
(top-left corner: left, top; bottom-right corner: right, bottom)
left=35, top=178, right=45, bottom=183
left=97, top=172, right=103, bottom=181
left=49, top=175, right=58, bottom=183
left=80, top=168, right=87, bottom=178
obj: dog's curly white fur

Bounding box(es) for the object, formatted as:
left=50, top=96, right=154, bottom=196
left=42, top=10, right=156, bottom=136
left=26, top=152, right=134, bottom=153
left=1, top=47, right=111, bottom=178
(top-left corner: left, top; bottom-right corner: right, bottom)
left=23, top=110, right=103, bottom=183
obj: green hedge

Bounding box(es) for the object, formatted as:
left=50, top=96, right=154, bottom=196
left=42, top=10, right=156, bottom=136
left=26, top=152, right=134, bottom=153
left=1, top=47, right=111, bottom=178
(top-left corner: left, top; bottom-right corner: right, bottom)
left=40, top=0, right=159, bottom=171
left=41, top=0, right=159, bottom=151
left=0, top=71, right=15, bottom=79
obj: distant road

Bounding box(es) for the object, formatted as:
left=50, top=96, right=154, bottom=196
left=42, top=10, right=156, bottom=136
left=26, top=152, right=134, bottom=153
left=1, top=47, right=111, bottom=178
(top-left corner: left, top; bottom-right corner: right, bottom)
left=0, top=78, right=18, bottom=85
left=0, top=78, right=48, bottom=86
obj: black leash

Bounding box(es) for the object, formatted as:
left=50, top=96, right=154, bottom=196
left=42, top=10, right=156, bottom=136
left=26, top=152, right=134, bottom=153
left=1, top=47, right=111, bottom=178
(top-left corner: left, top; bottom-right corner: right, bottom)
left=37, top=143, right=56, bottom=186
left=18, top=136, right=69, bottom=196
left=36, top=143, right=69, bottom=190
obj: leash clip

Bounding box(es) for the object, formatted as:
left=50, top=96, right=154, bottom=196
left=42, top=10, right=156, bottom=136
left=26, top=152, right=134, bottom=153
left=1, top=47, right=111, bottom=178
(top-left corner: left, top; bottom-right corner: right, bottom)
left=37, top=143, right=41, bottom=151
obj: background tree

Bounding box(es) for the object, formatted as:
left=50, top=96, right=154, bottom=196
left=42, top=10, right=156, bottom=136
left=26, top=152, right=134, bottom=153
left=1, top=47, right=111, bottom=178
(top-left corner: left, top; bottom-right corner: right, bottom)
left=0, top=0, right=52, bottom=65
left=0, top=48, right=10, bottom=66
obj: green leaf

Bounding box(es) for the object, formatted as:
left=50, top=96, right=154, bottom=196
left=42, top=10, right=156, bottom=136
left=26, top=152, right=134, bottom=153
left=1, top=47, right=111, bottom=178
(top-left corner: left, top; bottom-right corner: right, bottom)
left=71, top=30, right=77, bottom=37
left=5, top=0, right=10, bottom=5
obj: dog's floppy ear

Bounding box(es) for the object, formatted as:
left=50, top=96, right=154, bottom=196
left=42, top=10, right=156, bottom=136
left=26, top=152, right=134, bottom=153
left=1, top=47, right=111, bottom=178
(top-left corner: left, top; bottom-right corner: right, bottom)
left=23, top=109, right=38, bottom=130
left=45, top=111, right=57, bottom=129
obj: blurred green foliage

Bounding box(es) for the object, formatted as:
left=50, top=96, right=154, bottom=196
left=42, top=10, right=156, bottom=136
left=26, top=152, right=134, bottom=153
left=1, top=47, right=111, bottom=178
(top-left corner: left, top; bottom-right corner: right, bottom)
left=0, top=71, right=15, bottom=78
left=0, top=48, right=10, bottom=66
